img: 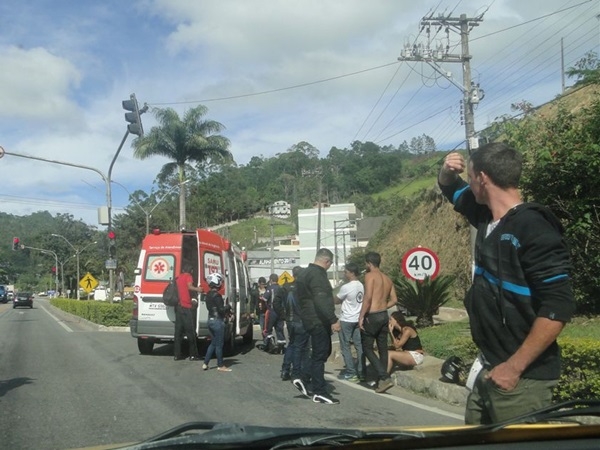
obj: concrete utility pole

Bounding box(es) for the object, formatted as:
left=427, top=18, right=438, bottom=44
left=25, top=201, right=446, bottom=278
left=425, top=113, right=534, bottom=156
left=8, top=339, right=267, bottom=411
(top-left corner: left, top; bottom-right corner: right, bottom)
left=398, top=12, right=485, bottom=154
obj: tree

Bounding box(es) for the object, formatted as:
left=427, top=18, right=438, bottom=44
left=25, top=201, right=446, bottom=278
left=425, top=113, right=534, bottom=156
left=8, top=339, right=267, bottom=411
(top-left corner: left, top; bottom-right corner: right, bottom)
left=132, top=105, right=232, bottom=229
left=566, top=51, right=600, bottom=87
left=504, top=93, right=600, bottom=314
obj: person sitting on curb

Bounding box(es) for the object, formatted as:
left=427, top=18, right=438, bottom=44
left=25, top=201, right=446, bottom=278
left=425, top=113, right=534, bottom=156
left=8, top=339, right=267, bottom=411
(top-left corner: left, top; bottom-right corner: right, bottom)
left=387, top=311, right=424, bottom=374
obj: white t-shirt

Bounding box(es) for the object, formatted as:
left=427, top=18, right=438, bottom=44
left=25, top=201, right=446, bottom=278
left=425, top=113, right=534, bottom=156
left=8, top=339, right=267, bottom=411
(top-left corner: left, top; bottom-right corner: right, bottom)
left=337, top=280, right=364, bottom=322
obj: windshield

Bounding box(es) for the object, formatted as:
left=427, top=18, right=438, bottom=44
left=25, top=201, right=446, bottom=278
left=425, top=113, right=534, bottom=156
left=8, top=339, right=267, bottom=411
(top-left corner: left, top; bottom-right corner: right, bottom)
left=1, top=1, right=599, bottom=449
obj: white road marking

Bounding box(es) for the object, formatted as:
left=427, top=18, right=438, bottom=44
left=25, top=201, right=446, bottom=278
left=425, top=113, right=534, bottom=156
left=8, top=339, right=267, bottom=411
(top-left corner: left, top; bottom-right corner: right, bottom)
left=327, top=375, right=464, bottom=421
left=40, top=302, right=73, bottom=332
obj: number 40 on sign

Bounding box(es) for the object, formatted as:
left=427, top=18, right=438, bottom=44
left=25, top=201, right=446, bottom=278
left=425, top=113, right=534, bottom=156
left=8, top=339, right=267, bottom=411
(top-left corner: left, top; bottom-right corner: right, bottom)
left=401, top=246, right=440, bottom=281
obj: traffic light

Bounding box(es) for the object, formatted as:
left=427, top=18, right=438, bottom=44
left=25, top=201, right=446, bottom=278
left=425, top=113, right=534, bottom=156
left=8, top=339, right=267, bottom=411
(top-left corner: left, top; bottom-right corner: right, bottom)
left=122, top=93, right=144, bottom=137
left=12, top=237, right=19, bottom=251
left=108, top=230, right=116, bottom=259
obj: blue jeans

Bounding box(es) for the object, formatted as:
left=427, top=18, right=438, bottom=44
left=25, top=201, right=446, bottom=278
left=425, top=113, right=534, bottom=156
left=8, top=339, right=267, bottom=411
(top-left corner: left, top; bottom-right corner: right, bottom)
left=204, top=318, right=225, bottom=367
left=308, top=325, right=332, bottom=396
left=339, top=320, right=363, bottom=377
left=283, top=321, right=311, bottom=380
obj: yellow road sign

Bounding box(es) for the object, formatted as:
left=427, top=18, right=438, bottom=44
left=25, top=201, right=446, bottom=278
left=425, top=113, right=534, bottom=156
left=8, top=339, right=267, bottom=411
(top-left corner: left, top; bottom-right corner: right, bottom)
left=80, top=272, right=99, bottom=293
left=278, top=271, right=294, bottom=286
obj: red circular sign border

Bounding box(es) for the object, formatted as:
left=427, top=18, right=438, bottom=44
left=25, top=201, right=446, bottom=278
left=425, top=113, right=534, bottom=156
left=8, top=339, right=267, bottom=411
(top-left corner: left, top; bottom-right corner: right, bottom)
left=401, top=247, right=440, bottom=281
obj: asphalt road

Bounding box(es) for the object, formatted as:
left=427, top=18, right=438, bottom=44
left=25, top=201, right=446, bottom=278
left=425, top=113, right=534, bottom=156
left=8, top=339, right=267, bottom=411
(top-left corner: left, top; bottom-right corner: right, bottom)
left=0, top=299, right=463, bottom=450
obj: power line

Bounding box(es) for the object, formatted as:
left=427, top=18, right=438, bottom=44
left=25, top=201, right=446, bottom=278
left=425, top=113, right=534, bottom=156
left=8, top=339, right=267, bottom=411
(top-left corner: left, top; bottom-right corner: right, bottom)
left=149, top=62, right=399, bottom=106
left=472, top=0, right=595, bottom=42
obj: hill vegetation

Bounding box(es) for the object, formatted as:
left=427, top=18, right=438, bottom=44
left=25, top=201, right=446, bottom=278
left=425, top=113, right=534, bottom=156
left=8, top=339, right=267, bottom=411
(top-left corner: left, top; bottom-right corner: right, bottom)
left=2, top=81, right=599, bottom=316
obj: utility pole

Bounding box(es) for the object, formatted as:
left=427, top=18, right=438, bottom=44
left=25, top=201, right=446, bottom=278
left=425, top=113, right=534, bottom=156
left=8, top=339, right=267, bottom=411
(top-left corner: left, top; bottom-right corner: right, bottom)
left=561, top=38, right=565, bottom=94
left=398, top=12, right=485, bottom=154
left=269, top=203, right=275, bottom=273
left=316, top=180, right=322, bottom=252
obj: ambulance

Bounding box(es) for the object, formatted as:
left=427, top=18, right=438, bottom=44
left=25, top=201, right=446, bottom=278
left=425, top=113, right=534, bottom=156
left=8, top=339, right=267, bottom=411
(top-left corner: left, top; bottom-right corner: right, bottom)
left=130, top=228, right=254, bottom=355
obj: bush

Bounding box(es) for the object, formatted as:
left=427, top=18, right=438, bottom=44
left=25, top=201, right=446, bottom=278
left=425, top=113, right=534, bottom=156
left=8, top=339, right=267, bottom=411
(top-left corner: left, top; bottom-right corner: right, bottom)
left=50, top=298, right=133, bottom=327
left=419, top=321, right=478, bottom=363
left=392, top=274, right=455, bottom=328
left=420, top=320, right=600, bottom=401
left=555, top=337, right=600, bottom=402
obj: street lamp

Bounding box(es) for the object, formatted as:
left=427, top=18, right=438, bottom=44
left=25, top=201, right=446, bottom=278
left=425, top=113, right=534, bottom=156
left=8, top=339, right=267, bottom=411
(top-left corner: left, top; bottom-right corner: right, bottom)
left=111, top=180, right=190, bottom=235
left=51, top=234, right=97, bottom=300
left=58, top=254, right=76, bottom=296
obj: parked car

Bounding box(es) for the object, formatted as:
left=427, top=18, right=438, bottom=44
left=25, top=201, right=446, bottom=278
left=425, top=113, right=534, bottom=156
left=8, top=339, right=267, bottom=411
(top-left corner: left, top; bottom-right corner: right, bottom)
left=0, top=285, right=7, bottom=303
left=13, top=292, right=34, bottom=309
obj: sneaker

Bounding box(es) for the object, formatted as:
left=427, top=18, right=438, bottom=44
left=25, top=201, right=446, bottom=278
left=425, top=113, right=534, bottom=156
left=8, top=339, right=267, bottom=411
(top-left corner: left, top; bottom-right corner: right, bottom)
left=375, top=378, right=394, bottom=394
left=338, top=372, right=357, bottom=381
left=312, top=394, right=340, bottom=405
left=292, top=378, right=309, bottom=397
left=202, top=363, right=208, bottom=371
left=281, top=371, right=291, bottom=381
left=345, top=375, right=360, bottom=383
left=217, top=366, right=232, bottom=372
left=367, top=380, right=378, bottom=388
left=189, top=356, right=201, bottom=361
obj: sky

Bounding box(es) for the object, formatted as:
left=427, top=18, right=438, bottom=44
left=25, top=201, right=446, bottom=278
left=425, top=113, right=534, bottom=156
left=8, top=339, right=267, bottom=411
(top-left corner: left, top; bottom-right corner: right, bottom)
left=0, top=0, right=598, bottom=227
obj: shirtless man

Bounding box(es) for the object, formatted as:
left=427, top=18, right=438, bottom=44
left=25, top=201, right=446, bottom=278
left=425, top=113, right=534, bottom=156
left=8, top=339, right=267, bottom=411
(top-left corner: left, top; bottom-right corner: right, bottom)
left=358, top=251, right=398, bottom=393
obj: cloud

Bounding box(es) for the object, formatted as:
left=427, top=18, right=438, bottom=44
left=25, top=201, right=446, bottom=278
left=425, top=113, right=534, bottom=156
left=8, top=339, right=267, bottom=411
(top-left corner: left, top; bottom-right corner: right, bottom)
left=0, top=46, right=82, bottom=123
left=0, top=0, right=597, bottom=225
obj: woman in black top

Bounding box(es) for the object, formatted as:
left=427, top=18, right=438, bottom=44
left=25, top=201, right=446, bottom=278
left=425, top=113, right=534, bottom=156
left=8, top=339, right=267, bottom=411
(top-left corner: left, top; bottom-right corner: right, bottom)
left=387, top=311, right=424, bottom=374
left=202, top=273, right=232, bottom=372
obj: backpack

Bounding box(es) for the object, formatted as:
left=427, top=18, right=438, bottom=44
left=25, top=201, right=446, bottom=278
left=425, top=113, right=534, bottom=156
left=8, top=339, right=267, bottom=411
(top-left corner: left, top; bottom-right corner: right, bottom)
left=162, top=278, right=180, bottom=307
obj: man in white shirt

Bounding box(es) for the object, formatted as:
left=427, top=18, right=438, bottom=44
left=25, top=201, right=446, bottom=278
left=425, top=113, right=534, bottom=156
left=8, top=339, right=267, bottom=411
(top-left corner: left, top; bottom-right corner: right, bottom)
left=335, top=262, right=365, bottom=382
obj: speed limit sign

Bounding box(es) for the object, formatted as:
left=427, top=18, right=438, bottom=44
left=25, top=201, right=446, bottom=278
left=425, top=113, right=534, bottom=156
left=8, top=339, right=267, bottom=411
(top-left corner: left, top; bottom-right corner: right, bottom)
left=401, top=247, right=440, bottom=281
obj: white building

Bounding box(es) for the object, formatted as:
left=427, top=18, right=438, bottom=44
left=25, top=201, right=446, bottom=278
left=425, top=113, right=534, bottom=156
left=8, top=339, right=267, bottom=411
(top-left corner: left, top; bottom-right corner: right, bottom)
left=298, top=203, right=362, bottom=283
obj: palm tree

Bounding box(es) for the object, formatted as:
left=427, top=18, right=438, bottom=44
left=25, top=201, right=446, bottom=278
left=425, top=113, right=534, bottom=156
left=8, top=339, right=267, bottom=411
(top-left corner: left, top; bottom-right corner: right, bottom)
left=393, top=274, right=455, bottom=328
left=133, top=105, right=232, bottom=229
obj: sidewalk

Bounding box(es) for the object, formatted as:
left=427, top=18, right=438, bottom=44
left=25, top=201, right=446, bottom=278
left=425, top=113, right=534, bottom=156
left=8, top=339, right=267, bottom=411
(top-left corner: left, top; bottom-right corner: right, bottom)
left=328, top=307, right=469, bottom=407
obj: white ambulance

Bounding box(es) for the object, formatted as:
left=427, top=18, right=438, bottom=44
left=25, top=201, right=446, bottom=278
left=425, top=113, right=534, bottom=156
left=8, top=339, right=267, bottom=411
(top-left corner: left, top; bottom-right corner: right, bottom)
left=130, top=228, right=253, bottom=355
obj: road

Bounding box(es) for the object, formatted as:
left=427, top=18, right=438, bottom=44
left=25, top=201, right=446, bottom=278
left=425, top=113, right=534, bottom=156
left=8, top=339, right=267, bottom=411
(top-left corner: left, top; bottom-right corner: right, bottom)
left=0, top=299, right=463, bottom=450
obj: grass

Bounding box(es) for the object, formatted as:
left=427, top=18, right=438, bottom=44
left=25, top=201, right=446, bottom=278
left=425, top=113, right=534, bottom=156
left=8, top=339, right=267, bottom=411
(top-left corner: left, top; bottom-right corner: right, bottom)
left=227, top=217, right=296, bottom=249
left=562, top=316, right=600, bottom=340
left=418, top=314, right=600, bottom=361
left=374, top=176, right=438, bottom=200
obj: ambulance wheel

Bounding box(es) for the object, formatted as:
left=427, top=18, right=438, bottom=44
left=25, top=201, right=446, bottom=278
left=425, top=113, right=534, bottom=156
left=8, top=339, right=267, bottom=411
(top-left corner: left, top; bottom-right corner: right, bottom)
left=137, top=338, right=154, bottom=355
left=242, top=322, right=254, bottom=345
left=224, top=328, right=236, bottom=356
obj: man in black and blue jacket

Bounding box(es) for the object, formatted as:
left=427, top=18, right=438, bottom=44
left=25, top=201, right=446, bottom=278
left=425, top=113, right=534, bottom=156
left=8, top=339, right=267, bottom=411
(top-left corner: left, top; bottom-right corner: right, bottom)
left=438, top=142, right=574, bottom=424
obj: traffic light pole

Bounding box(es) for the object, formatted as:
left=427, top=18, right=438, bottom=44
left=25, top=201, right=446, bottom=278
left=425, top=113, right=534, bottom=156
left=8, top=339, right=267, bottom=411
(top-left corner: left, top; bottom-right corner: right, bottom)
left=106, top=129, right=129, bottom=303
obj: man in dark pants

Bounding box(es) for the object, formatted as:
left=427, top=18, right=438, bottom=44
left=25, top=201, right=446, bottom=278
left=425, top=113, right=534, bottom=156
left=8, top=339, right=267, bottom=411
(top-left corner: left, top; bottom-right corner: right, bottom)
left=294, top=248, right=341, bottom=405
left=358, top=252, right=398, bottom=393
left=280, top=266, right=310, bottom=381
left=174, top=264, right=203, bottom=361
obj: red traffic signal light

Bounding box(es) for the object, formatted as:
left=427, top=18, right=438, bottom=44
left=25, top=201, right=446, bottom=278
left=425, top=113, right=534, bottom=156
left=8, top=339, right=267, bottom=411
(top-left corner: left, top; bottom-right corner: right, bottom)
left=12, top=237, right=20, bottom=251
left=108, top=230, right=116, bottom=240
left=51, top=266, right=56, bottom=273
